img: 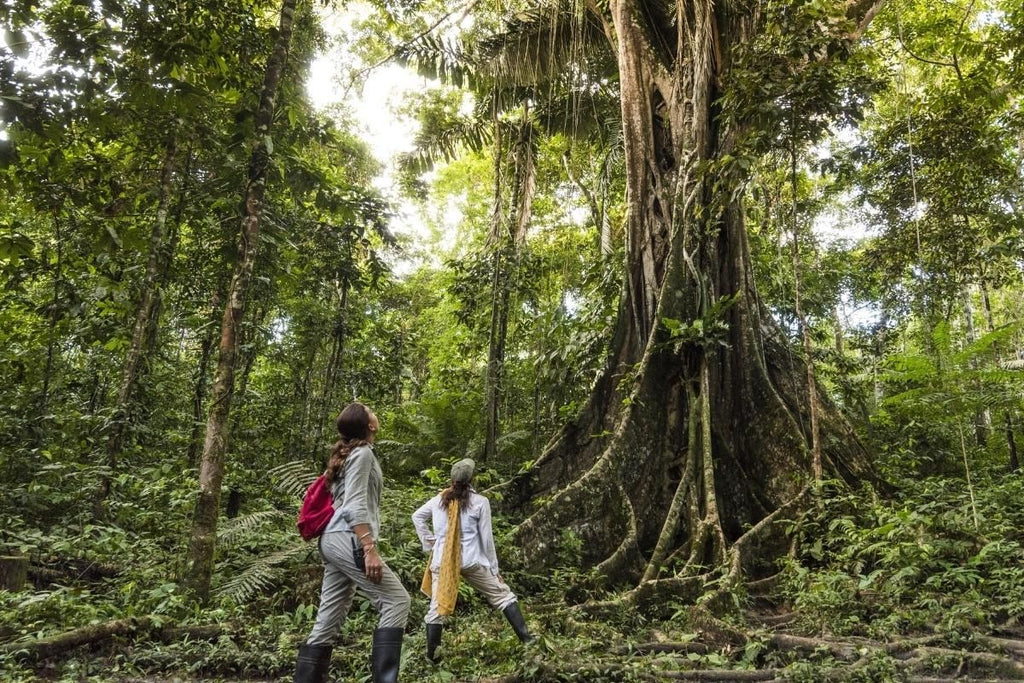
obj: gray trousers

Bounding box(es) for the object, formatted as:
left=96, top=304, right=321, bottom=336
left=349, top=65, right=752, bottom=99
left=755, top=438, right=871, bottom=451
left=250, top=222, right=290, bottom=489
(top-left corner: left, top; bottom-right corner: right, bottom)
left=424, top=564, right=517, bottom=624
left=306, top=531, right=411, bottom=645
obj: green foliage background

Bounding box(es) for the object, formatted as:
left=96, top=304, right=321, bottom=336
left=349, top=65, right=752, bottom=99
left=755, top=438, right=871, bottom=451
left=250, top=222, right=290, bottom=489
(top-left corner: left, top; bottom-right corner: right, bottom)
left=1, top=0, right=1024, bottom=680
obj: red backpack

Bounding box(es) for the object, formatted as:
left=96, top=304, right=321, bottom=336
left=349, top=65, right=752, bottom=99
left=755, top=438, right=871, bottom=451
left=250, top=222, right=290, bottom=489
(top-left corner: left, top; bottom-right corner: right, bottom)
left=297, top=475, right=336, bottom=541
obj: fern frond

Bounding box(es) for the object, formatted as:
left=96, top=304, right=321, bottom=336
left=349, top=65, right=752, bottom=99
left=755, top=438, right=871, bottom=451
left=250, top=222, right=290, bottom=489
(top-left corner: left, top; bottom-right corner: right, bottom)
left=214, top=545, right=310, bottom=603
left=496, top=429, right=531, bottom=449
left=270, top=460, right=319, bottom=499
left=219, top=509, right=290, bottom=545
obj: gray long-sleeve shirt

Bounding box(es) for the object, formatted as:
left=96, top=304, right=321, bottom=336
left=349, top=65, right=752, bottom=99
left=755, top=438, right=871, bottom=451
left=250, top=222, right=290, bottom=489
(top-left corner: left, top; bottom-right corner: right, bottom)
left=324, top=444, right=382, bottom=539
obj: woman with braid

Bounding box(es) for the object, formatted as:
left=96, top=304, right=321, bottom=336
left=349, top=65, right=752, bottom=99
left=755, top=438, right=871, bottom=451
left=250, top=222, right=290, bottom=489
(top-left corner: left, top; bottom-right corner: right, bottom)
left=294, top=403, right=410, bottom=683
left=411, top=458, right=534, bottom=663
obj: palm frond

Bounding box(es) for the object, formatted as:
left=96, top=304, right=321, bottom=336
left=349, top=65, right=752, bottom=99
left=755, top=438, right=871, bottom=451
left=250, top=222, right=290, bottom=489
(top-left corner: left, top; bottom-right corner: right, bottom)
left=477, top=4, right=611, bottom=87
left=398, top=115, right=496, bottom=174
left=396, top=33, right=480, bottom=88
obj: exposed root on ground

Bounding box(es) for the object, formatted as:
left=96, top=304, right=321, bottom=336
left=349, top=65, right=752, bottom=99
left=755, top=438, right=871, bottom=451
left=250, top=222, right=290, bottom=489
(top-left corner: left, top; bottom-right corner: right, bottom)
left=522, top=598, right=1024, bottom=683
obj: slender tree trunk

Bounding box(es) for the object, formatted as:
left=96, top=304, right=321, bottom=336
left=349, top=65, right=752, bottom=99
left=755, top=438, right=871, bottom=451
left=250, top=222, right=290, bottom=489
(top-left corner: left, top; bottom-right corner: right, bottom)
left=790, top=135, right=822, bottom=481
left=1006, top=414, right=1020, bottom=472
left=484, top=112, right=537, bottom=461
left=961, top=285, right=990, bottom=446
left=484, top=251, right=508, bottom=463
left=188, top=290, right=222, bottom=469
left=314, top=284, right=348, bottom=453
left=38, top=214, right=64, bottom=423
left=980, top=281, right=1019, bottom=471
left=562, top=150, right=611, bottom=257
left=293, top=347, right=316, bottom=457
left=833, top=303, right=845, bottom=356
left=184, top=0, right=300, bottom=601
left=483, top=109, right=506, bottom=463
left=98, top=134, right=178, bottom=508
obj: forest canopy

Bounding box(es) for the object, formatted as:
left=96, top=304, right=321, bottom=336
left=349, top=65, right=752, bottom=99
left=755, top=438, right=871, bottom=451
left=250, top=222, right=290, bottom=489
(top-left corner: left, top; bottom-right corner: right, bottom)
left=1, top=0, right=1023, bottom=680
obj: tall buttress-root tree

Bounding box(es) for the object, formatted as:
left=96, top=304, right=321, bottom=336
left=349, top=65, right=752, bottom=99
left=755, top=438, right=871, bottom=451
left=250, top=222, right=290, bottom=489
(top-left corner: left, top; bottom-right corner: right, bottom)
left=507, top=0, right=884, bottom=585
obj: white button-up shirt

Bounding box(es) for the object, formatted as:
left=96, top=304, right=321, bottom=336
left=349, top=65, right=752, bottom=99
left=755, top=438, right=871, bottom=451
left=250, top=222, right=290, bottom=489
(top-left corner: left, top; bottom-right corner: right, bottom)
left=412, top=491, right=500, bottom=576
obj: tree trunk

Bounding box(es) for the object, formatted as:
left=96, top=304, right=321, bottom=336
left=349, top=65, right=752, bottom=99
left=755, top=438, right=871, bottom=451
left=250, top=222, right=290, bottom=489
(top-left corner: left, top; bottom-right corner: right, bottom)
left=313, top=284, right=348, bottom=454
left=484, top=114, right=537, bottom=462
left=98, top=134, right=178, bottom=509
left=37, top=214, right=65, bottom=427
left=789, top=135, right=823, bottom=482
left=184, top=0, right=300, bottom=602
left=1006, top=413, right=1020, bottom=472
left=0, top=555, right=28, bottom=591
left=961, top=285, right=990, bottom=446
left=980, top=281, right=1020, bottom=471
left=484, top=250, right=510, bottom=463
left=509, top=0, right=878, bottom=584
left=187, top=290, right=222, bottom=469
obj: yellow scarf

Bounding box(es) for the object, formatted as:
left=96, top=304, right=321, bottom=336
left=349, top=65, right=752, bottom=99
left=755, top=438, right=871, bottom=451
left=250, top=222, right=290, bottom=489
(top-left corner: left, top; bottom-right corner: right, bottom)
left=420, top=498, right=461, bottom=615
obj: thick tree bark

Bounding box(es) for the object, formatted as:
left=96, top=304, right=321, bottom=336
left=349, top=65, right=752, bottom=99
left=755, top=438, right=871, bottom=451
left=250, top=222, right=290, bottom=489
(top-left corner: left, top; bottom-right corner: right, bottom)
left=510, top=0, right=879, bottom=584
left=98, top=134, right=178, bottom=508
left=184, top=0, right=299, bottom=602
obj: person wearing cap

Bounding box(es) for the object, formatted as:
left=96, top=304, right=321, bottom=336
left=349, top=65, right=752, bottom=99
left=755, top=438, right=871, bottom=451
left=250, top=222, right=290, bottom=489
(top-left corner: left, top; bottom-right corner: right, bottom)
left=411, top=458, right=534, bottom=663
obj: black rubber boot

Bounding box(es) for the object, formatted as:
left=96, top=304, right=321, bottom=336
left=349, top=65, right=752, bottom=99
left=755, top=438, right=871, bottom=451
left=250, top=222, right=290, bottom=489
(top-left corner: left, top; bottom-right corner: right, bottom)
left=293, top=643, right=332, bottom=683
left=371, top=627, right=404, bottom=683
left=425, top=623, right=443, bottom=663
left=502, top=602, right=536, bottom=643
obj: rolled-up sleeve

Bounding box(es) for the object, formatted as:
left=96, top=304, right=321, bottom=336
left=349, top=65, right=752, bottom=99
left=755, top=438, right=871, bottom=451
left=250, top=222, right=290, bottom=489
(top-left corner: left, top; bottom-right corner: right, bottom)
left=412, top=497, right=437, bottom=552
left=340, top=449, right=372, bottom=526
left=477, top=497, right=500, bottom=575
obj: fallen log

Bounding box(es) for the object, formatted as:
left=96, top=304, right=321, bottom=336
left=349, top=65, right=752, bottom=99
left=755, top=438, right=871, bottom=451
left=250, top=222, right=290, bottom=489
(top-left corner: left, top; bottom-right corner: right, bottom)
left=0, top=617, right=226, bottom=661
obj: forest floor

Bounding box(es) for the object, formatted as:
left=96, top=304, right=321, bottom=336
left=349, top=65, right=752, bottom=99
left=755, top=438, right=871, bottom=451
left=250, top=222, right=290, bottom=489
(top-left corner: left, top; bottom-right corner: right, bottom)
left=6, top=598, right=1024, bottom=682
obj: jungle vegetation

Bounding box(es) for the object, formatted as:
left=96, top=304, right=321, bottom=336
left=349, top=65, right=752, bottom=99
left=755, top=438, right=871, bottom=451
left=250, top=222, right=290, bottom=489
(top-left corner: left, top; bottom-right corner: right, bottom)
left=1, top=0, right=1023, bottom=680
